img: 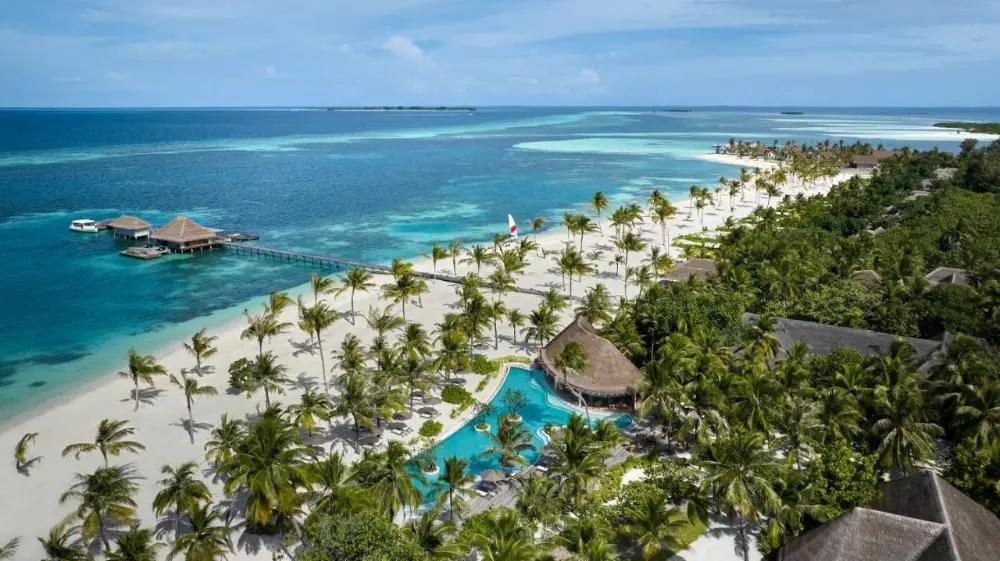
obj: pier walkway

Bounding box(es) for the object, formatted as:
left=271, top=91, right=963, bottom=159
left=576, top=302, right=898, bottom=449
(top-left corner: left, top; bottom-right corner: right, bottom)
left=220, top=241, right=562, bottom=299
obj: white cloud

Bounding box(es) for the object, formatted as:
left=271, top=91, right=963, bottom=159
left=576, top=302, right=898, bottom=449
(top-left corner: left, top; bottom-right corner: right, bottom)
left=261, top=65, right=285, bottom=79
left=106, top=69, right=125, bottom=80
left=382, top=35, right=431, bottom=64
left=577, top=68, right=600, bottom=85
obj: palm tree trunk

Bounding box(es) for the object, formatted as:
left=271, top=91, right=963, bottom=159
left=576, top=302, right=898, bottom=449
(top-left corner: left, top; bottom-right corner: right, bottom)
left=317, top=332, right=328, bottom=393
left=569, top=274, right=574, bottom=298
left=187, top=401, right=195, bottom=444
left=350, top=289, right=357, bottom=325
left=102, top=449, right=109, bottom=468
left=512, top=326, right=517, bottom=344
left=175, top=508, right=182, bottom=540
left=493, top=319, right=499, bottom=350
left=100, top=518, right=111, bottom=552
left=579, top=233, right=584, bottom=251
left=133, top=378, right=140, bottom=412
left=195, top=357, right=202, bottom=376
left=264, top=386, right=271, bottom=407
left=401, top=301, right=407, bottom=322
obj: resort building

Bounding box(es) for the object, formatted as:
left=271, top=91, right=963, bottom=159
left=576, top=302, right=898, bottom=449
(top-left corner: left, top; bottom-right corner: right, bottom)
left=105, top=215, right=152, bottom=239
left=150, top=216, right=220, bottom=252
left=924, top=266, right=971, bottom=287
left=849, top=150, right=904, bottom=170
left=660, top=258, right=717, bottom=283
left=539, top=315, right=642, bottom=410
left=850, top=269, right=883, bottom=286
left=742, top=314, right=946, bottom=369
left=773, top=471, right=1000, bottom=561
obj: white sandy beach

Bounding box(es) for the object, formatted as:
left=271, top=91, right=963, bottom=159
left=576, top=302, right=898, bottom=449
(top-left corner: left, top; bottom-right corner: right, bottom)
left=0, top=154, right=852, bottom=561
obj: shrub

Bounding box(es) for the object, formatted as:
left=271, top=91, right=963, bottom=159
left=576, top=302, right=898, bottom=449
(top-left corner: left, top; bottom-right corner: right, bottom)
left=501, top=388, right=528, bottom=415
left=227, top=358, right=254, bottom=393
left=441, top=385, right=473, bottom=406
left=419, top=420, right=443, bottom=438
left=471, top=354, right=496, bottom=375
left=300, top=511, right=425, bottom=561
left=475, top=422, right=490, bottom=431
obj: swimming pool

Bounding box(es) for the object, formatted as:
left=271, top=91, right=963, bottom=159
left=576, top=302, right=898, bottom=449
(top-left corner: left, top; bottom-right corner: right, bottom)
left=416, top=366, right=632, bottom=500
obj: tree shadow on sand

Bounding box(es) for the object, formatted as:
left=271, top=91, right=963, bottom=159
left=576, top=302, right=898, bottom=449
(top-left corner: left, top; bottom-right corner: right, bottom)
left=291, top=373, right=319, bottom=392
left=121, top=387, right=166, bottom=408
left=16, top=456, right=42, bottom=476
left=171, top=418, right=214, bottom=444
left=289, top=338, right=317, bottom=358
left=154, top=511, right=192, bottom=541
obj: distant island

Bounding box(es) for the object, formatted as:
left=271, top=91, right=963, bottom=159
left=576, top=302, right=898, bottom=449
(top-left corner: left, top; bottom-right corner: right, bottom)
left=658, top=109, right=692, bottom=113
left=933, top=121, right=1000, bottom=134
left=313, top=106, right=476, bottom=112
left=781, top=111, right=805, bottom=115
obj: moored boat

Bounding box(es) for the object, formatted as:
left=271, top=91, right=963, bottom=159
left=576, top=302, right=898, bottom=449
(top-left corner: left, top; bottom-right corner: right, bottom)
left=69, top=219, right=99, bottom=233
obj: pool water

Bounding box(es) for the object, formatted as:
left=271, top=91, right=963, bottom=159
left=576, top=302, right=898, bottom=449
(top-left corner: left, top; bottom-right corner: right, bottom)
left=415, top=366, right=632, bottom=501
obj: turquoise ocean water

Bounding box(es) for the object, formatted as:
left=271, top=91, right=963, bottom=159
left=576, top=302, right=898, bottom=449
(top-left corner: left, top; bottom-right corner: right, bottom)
left=1, top=107, right=998, bottom=421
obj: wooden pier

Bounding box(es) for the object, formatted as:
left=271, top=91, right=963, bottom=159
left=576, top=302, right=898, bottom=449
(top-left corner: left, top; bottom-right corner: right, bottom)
left=219, top=242, right=563, bottom=298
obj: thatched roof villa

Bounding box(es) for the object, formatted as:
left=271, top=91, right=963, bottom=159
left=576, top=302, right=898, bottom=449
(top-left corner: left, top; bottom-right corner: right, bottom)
left=539, top=315, right=642, bottom=409
left=106, top=215, right=152, bottom=239
left=774, top=471, right=1000, bottom=561
left=151, top=216, right=220, bottom=252
left=660, top=258, right=717, bottom=284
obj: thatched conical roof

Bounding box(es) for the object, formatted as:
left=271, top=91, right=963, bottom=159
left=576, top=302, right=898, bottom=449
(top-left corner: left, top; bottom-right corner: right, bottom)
left=106, top=215, right=151, bottom=230
left=540, top=315, right=641, bottom=397
left=152, top=216, right=216, bottom=244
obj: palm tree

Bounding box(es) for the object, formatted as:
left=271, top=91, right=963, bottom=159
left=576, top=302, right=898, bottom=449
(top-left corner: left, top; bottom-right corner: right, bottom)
left=434, top=329, right=470, bottom=381
left=461, top=293, right=493, bottom=349
left=506, top=308, right=526, bottom=345
left=432, top=456, right=477, bottom=521
left=183, top=329, right=217, bottom=376
left=62, top=419, right=145, bottom=467
left=353, top=441, right=426, bottom=518
left=406, top=507, right=464, bottom=560
left=366, top=304, right=406, bottom=338
left=248, top=352, right=290, bottom=407
left=487, top=300, right=509, bottom=350
left=955, top=380, right=1000, bottom=451
left=399, top=353, right=435, bottom=409
left=332, top=333, right=367, bottom=379
left=303, top=452, right=369, bottom=517
left=574, top=216, right=599, bottom=251
left=263, top=291, right=294, bottom=317
left=517, top=474, right=563, bottom=527
left=289, top=389, right=333, bottom=437
left=700, top=429, right=782, bottom=561
left=774, top=397, right=823, bottom=469
left=381, top=272, right=419, bottom=321
left=219, top=416, right=310, bottom=529
left=526, top=305, right=558, bottom=347
left=622, top=495, right=690, bottom=561
left=203, top=415, right=245, bottom=469
left=575, top=538, right=617, bottom=561
left=398, top=322, right=432, bottom=359
left=390, top=258, right=414, bottom=280
left=650, top=201, right=677, bottom=251
left=298, top=300, right=339, bottom=391
left=167, top=504, right=233, bottom=561
left=615, top=232, right=646, bottom=295
left=0, top=539, right=18, bottom=561
left=118, top=348, right=167, bottom=412
left=13, top=431, right=39, bottom=475
left=240, top=311, right=290, bottom=358
left=493, top=232, right=512, bottom=252
left=550, top=416, right=603, bottom=506
left=153, top=461, right=212, bottom=540
left=59, top=464, right=141, bottom=552
left=448, top=239, right=464, bottom=275
left=309, top=272, right=336, bottom=303
left=169, top=375, right=218, bottom=444
left=337, top=268, right=376, bottom=324
left=467, top=509, right=539, bottom=561
left=575, top=284, right=613, bottom=327
left=332, top=372, right=374, bottom=444
left=462, top=244, right=496, bottom=276
left=531, top=216, right=547, bottom=243
left=422, top=242, right=451, bottom=281
left=590, top=191, right=608, bottom=234
left=480, top=414, right=536, bottom=467
left=543, top=288, right=568, bottom=313
left=555, top=342, right=589, bottom=394
left=106, top=525, right=162, bottom=561
left=487, top=269, right=516, bottom=304
left=872, top=384, right=943, bottom=474
left=629, top=264, right=655, bottom=298
left=37, top=521, right=90, bottom=561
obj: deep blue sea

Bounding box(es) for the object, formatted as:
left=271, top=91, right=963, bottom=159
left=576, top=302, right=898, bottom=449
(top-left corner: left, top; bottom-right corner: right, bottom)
left=2, top=106, right=998, bottom=421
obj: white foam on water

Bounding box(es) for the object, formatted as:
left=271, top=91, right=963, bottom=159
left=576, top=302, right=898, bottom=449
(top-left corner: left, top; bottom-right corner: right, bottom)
left=773, top=125, right=998, bottom=141
left=512, top=137, right=706, bottom=158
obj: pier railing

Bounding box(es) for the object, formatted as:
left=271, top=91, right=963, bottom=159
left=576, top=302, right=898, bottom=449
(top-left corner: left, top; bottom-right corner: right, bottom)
left=219, top=241, right=567, bottom=298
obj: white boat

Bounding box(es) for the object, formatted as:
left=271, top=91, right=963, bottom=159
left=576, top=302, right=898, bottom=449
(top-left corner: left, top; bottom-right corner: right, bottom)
left=69, top=219, right=99, bottom=233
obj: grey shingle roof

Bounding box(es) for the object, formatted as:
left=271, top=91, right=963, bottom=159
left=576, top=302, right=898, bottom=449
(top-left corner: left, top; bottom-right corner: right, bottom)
left=661, top=258, right=717, bottom=283
left=924, top=267, right=970, bottom=287
left=776, top=472, right=1000, bottom=561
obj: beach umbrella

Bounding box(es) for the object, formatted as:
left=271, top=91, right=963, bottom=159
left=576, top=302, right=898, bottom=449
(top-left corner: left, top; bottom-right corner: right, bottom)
left=361, top=425, right=384, bottom=437
left=411, top=389, right=426, bottom=398
left=481, top=469, right=506, bottom=483
left=423, top=396, right=442, bottom=405
left=418, top=407, right=439, bottom=417
left=388, top=421, right=407, bottom=431
left=393, top=410, right=412, bottom=421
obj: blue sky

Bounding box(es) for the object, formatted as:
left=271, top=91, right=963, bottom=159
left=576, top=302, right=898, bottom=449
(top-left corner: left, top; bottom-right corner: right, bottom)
left=1, top=0, right=999, bottom=107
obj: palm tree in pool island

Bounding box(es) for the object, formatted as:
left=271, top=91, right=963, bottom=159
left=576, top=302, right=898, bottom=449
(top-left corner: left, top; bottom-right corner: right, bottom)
left=168, top=374, right=218, bottom=444
left=153, top=461, right=212, bottom=540
left=183, top=328, right=217, bottom=376
left=481, top=414, right=536, bottom=468
left=62, top=419, right=146, bottom=467
left=118, top=347, right=167, bottom=411
left=337, top=267, right=376, bottom=325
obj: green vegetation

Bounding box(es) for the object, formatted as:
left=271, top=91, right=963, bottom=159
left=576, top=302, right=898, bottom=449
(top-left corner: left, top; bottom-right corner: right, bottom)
left=419, top=420, right=443, bottom=438
left=440, top=385, right=473, bottom=406
left=933, top=121, right=1000, bottom=135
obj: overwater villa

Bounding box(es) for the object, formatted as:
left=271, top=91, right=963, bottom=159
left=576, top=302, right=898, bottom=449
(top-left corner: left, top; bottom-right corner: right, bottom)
left=539, top=315, right=642, bottom=410
left=106, top=215, right=152, bottom=239
left=150, top=216, right=220, bottom=252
